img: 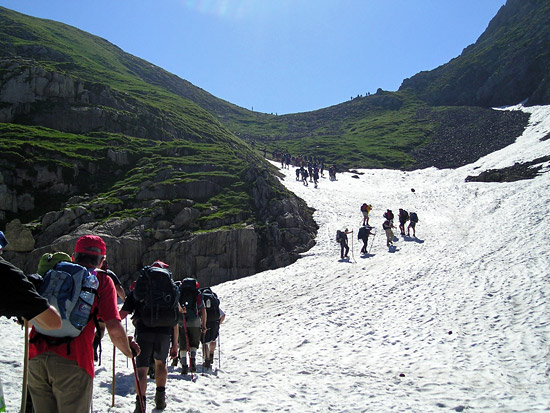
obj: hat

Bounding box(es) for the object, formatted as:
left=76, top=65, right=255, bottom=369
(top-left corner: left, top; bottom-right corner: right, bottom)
left=37, top=252, right=72, bottom=276
left=151, top=260, right=169, bottom=269
left=0, top=231, right=8, bottom=250
left=75, top=235, right=106, bottom=256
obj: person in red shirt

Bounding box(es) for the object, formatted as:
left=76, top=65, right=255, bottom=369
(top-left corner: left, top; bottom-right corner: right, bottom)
left=27, top=235, right=140, bottom=413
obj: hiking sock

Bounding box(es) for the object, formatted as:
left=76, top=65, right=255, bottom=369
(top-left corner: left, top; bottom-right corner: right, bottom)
left=155, top=387, right=167, bottom=410
left=190, top=357, right=196, bottom=372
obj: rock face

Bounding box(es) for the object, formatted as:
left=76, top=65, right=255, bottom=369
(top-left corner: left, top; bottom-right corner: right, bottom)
left=0, top=60, right=185, bottom=141
left=2, top=161, right=317, bottom=288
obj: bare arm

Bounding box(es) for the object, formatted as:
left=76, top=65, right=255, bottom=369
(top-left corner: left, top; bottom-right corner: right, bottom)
left=105, top=318, right=139, bottom=358
left=115, top=285, right=126, bottom=302
left=29, top=305, right=62, bottom=330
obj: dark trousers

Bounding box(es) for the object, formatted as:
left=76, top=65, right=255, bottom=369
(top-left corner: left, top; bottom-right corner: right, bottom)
left=340, top=242, right=349, bottom=258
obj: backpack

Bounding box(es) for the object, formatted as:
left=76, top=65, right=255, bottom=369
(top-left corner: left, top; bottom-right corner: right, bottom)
left=133, top=266, right=180, bottom=328
left=199, top=287, right=221, bottom=322
left=383, top=210, right=394, bottom=220
left=336, top=230, right=342, bottom=242
left=33, top=261, right=98, bottom=338
left=179, top=278, right=200, bottom=319
left=361, top=203, right=368, bottom=212
left=400, top=209, right=409, bottom=221
left=410, top=212, right=418, bottom=222
left=357, top=226, right=367, bottom=240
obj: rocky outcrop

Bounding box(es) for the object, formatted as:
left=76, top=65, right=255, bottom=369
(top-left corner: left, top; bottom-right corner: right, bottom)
left=465, top=155, right=550, bottom=183
left=0, top=59, right=188, bottom=141
left=2, top=160, right=317, bottom=288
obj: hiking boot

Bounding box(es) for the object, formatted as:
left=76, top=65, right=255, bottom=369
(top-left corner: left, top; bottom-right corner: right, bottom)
left=181, top=362, right=188, bottom=375
left=134, top=395, right=146, bottom=413
left=155, top=388, right=166, bottom=410
left=203, top=357, right=211, bottom=369
left=171, top=356, right=179, bottom=367
left=190, top=357, right=197, bottom=373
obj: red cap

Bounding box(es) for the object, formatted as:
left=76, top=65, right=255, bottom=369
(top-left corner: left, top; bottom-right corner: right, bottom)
left=75, top=235, right=106, bottom=256
left=151, top=260, right=169, bottom=269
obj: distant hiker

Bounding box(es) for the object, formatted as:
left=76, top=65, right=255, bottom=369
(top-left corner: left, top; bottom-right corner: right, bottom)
left=408, top=212, right=419, bottom=237
left=336, top=228, right=352, bottom=259
left=199, top=287, right=225, bottom=369
left=0, top=231, right=61, bottom=330
left=301, top=168, right=309, bottom=186
left=296, top=168, right=301, bottom=181
left=360, top=203, right=372, bottom=226
left=28, top=235, right=139, bottom=413
left=313, top=167, right=319, bottom=188
left=120, top=260, right=180, bottom=412
left=93, top=260, right=126, bottom=364
left=382, top=219, right=395, bottom=247
left=398, top=208, right=409, bottom=236
left=329, top=165, right=337, bottom=181
left=357, top=225, right=373, bottom=254
left=178, top=278, right=207, bottom=375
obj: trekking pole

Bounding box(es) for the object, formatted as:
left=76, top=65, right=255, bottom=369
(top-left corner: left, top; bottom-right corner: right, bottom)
left=20, top=320, right=29, bottom=413
left=218, top=331, right=221, bottom=370
left=131, top=357, right=145, bottom=413
left=182, top=317, right=194, bottom=382
left=111, top=345, right=116, bottom=407
left=351, top=232, right=356, bottom=263
left=368, top=232, right=376, bottom=255
left=125, top=318, right=128, bottom=368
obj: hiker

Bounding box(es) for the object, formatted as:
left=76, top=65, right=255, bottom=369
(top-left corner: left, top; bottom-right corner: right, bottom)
left=301, top=167, right=309, bottom=186
left=28, top=235, right=140, bottom=413
left=93, top=260, right=126, bottom=363
left=360, top=203, right=372, bottom=226
left=357, top=225, right=373, bottom=254
left=199, top=287, right=225, bottom=369
left=0, top=231, right=61, bottom=330
left=408, top=212, right=419, bottom=237
left=120, top=260, right=180, bottom=412
left=313, top=167, right=319, bottom=188
left=178, top=278, right=207, bottom=375
left=383, top=209, right=394, bottom=223
left=383, top=219, right=395, bottom=247
left=337, top=228, right=352, bottom=259
left=398, top=208, right=409, bottom=235
left=295, top=168, right=301, bottom=181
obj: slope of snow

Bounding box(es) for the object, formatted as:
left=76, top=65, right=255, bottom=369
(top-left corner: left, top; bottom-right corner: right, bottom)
left=1, top=105, right=549, bottom=412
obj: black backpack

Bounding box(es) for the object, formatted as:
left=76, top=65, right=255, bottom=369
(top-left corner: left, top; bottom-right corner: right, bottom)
left=199, top=287, right=221, bottom=322
left=336, top=230, right=342, bottom=242
left=410, top=212, right=418, bottom=222
left=133, top=266, right=180, bottom=328
left=179, top=278, right=200, bottom=319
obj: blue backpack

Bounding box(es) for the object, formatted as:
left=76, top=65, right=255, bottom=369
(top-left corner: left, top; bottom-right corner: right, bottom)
left=33, top=261, right=98, bottom=338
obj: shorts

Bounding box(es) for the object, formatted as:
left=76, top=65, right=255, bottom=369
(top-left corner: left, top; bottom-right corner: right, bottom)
left=135, top=331, right=171, bottom=368
left=409, top=221, right=417, bottom=228
left=361, top=210, right=369, bottom=218
left=180, top=326, right=201, bottom=350
left=201, top=321, right=220, bottom=343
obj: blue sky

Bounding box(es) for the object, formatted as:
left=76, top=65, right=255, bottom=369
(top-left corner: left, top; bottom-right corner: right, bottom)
left=0, top=0, right=506, bottom=114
